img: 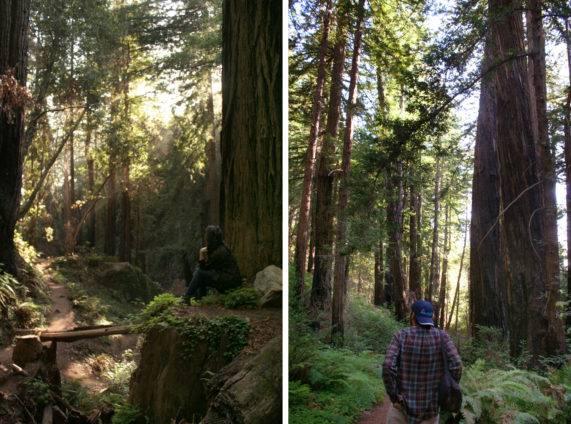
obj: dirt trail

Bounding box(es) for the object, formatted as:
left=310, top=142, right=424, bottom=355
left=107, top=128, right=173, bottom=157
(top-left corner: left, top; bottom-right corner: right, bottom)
left=358, top=397, right=391, bottom=424
left=0, top=258, right=139, bottom=392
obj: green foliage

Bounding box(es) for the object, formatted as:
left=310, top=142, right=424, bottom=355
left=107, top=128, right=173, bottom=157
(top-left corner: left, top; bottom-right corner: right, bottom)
left=460, top=325, right=511, bottom=369
left=111, top=403, right=147, bottom=424
left=23, top=378, right=51, bottom=407
left=0, top=270, right=19, bottom=316
left=135, top=293, right=182, bottom=331
left=178, top=315, right=250, bottom=361
left=13, top=301, right=45, bottom=328
left=137, top=294, right=250, bottom=361
left=223, top=287, right=260, bottom=309
left=290, top=295, right=390, bottom=424
left=452, top=360, right=569, bottom=423
left=344, top=296, right=404, bottom=353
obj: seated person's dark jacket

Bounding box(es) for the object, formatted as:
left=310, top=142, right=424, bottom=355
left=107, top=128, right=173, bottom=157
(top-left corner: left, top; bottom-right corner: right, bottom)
left=198, top=244, right=241, bottom=292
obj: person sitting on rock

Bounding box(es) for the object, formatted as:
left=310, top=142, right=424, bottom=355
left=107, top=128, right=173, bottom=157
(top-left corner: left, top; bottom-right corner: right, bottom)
left=183, top=225, right=242, bottom=302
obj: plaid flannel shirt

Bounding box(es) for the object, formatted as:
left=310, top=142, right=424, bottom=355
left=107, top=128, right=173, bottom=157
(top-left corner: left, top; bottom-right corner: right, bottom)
left=382, top=326, right=462, bottom=423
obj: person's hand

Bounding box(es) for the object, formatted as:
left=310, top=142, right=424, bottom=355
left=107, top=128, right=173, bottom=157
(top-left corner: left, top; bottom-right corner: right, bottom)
left=199, top=247, right=208, bottom=262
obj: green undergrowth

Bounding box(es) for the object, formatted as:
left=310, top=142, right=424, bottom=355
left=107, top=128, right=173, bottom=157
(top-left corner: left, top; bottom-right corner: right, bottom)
left=289, top=282, right=394, bottom=424
left=0, top=239, right=50, bottom=343
left=289, top=268, right=571, bottom=424
left=197, top=286, right=261, bottom=309
left=137, top=293, right=251, bottom=361
left=448, top=360, right=571, bottom=423
left=51, top=255, right=146, bottom=325
left=62, top=349, right=147, bottom=423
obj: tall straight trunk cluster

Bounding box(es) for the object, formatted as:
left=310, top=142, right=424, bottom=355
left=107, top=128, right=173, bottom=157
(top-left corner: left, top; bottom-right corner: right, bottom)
left=294, top=0, right=333, bottom=297
left=220, top=0, right=282, bottom=280
left=0, top=0, right=31, bottom=276
left=331, top=0, right=365, bottom=342
left=310, top=0, right=349, bottom=311
left=470, top=0, right=564, bottom=358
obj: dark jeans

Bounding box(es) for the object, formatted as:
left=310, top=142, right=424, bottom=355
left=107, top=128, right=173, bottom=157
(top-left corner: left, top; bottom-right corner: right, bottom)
left=184, top=267, right=217, bottom=300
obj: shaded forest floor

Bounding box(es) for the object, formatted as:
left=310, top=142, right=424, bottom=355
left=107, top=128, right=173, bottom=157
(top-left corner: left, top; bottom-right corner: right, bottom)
left=0, top=257, right=141, bottom=396
left=0, top=253, right=282, bottom=416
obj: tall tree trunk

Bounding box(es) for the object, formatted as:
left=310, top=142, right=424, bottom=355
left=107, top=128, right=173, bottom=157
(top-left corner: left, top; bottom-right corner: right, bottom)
left=105, top=163, right=116, bottom=256
left=119, top=161, right=131, bottom=262
left=437, top=204, right=451, bottom=328
left=447, top=213, right=468, bottom=330
left=310, top=0, right=349, bottom=311
left=220, top=0, right=282, bottom=280
left=388, top=163, right=407, bottom=320
left=527, top=0, right=565, bottom=355
left=331, top=0, right=365, bottom=343
left=85, top=122, right=96, bottom=246
left=294, top=0, right=333, bottom=297
left=374, top=237, right=385, bottom=306
left=205, top=70, right=220, bottom=226
left=0, top=0, right=31, bottom=276
left=469, top=27, right=507, bottom=336
left=408, top=181, right=422, bottom=299
left=486, top=0, right=558, bottom=358
left=565, top=19, right=571, bottom=333
left=428, top=158, right=441, bottom=301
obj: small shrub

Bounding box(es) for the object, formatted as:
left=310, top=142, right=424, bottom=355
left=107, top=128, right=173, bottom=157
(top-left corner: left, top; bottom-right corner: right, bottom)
left=23, top=378, right=51, bottom=407
left=13, top=301, right=45, bottom=328
left=136, top=293, right=182, bottom=331
left=112, top=403, right=147, bottom=424
left=223, top=287, right=260, bottom=309
left=179, top=315, right=250, bottom=361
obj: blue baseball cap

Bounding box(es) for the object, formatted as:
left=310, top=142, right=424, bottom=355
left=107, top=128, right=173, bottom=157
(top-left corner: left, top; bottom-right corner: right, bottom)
left=411, top=300, right=434, bottom=326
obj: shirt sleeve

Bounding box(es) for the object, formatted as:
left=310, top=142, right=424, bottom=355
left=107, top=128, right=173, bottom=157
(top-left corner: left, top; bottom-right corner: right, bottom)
left=443, top=331, right=462, bottom=382
left=382, top=331, right=401, bottom=403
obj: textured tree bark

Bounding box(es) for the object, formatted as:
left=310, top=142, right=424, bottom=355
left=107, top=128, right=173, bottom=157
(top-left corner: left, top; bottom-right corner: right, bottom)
left=427, top=158, right=441, bottom=301
left=331, top=0, right=365, bottom=343
left=565, top=19, right=571, bottom=332
left=310, top=0, right=349, bottom=311
left=294, top=0, right=333, bottom=298
left=469, top=26, right=507, bottom=336
left=486, top=0, right=559, bottom=358
left=220, top=0, right=282, bottom=280
left=387, top=163, right=407, bottom=320
left=527, top=0, right=565, bottom=355
left=204, top=70, right=220, bottom=227
left=408, top=181, right=422, bottom=299
left=0, top=0, right=31, bottom=276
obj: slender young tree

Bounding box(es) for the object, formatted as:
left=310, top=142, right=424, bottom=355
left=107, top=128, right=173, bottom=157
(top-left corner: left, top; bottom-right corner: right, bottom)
left=331, top=0, right=365, bottom=343
left=310, top=0, right=349, bottom=311
left=294, top=0, right=333, bottom=297
left=428, top=157, right=441, bottom=301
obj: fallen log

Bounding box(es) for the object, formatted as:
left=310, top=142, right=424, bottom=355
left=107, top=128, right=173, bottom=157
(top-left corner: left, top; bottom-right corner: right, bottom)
left=38, top=325, right=136, bottom=342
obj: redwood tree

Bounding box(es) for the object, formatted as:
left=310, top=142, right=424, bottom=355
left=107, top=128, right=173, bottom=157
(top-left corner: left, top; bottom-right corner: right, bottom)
left=0, top=0, right=31, bottom=276
left=294, top=0, right=333, bottom=297
left=220, top=0, right=282, bottom=280
left=331, top=0, right=365, bottom=343
left=310, top=0, right=349, bottom=311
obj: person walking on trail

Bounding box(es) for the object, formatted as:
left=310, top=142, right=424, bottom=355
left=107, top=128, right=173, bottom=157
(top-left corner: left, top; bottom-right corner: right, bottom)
left=183, top=225, right=242, bottom=302
left=382, top=300, right=462, bottom=424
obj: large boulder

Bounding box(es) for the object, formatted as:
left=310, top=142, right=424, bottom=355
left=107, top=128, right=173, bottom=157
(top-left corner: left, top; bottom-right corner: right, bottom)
left=201, top=337, right=282, bottom=424
left=98, top=262, right=161, bottom=302
left=253, top=266, right=282, bottom=308
left=129, top=315, right=250, bottom=424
